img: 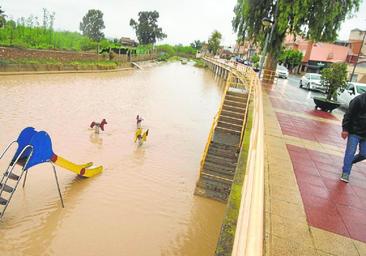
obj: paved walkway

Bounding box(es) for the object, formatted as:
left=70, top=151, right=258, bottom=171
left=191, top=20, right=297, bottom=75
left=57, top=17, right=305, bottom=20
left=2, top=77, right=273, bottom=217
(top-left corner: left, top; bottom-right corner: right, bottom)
left=264, top=78, right=366, bottom=256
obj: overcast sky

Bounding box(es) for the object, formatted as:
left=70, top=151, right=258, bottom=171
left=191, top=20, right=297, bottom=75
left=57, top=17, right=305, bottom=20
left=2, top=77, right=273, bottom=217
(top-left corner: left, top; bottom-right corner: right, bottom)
left=2, top=0, right=366, bottom=46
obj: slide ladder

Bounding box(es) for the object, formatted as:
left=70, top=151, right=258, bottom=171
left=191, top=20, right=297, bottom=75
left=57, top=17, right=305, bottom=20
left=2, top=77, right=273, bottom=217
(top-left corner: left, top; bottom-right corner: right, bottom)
left=0, top=142, right=34, bottom=219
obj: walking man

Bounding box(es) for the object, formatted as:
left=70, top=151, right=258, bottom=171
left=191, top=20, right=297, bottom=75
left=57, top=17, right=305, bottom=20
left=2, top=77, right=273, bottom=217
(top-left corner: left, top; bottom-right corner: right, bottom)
left=341, top=92, right=366, bottom=183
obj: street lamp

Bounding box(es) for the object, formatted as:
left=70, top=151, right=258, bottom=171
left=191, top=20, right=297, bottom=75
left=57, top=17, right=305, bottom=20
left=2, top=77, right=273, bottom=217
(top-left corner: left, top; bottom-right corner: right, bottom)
left=349, top=29, right=366, bottom=82
left=258, top=1, right=279, bottom=81
left=258, top=17, right=273, bottom=78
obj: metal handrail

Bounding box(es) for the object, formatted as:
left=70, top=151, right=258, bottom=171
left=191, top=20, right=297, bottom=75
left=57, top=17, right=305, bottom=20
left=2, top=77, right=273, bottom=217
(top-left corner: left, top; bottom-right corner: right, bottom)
left=200, top=113, right=218, bottom=168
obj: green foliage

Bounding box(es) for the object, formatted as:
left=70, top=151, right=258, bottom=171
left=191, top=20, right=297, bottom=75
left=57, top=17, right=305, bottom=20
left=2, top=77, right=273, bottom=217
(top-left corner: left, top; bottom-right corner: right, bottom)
left=0, top=20, right=115, bottom=51
left=278, top=48, right=303, bottom=70
left=0, top=9, right=110, bottom=51
left=320, top=63, right=348, bottom=101
left=208, top=30, right=222, bottom=55
left=194, top=59, right=207, bottom=68
left=233, top=0, right=361, bottom=69
left=80, top=9, right=105, bottom=42
left=130, top=11, right=166, bottom=44
left=156, top=44, right=196, bottom=61
left=191, top=40, right=204, bottom=50
left=251, top=54, right=259, bottom=65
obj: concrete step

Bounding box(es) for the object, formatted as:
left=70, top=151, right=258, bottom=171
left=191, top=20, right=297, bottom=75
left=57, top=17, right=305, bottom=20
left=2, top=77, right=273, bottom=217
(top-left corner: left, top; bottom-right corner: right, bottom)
left=203, top=162, right=236, bottom=176
left=204, top=159, right=236, bottom=172
left=219, top=115, right=244, bottom=126
left=195, top=175, right=232, bottom=201
left=200, top=171, right=234, bottom=185
left=226, top=94, right=246, bottom=103
left=217, top=121, right=242, bottom=132
left=206, top=153, right=238, bottom=165
left=208, top=144, right=238, bottom=160
left=202, top=167, right=235, bottom=181
left=221, top=110, right=245, bottom=120
left=223, top=99, right=247, bottom=109
left=222, top=104, right=246, bottom=113
left=215, top=126, right=241, bottom=136
left=227, top=90, right=247, bottom=98
left=210, top=142, right=238, bottom=151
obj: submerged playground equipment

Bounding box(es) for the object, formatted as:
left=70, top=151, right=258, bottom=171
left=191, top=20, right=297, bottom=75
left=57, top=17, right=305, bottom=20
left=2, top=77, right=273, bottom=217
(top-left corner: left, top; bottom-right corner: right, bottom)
left=0, top=127, right=103, bottom=219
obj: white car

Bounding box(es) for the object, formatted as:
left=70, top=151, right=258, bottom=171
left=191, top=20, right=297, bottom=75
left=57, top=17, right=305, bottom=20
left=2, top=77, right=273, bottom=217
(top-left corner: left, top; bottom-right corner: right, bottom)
left=299, top=73, right=325, bottom=92
left=338, top=82, right=366, bottom=108
left=275, top=65, right=289, bottom=79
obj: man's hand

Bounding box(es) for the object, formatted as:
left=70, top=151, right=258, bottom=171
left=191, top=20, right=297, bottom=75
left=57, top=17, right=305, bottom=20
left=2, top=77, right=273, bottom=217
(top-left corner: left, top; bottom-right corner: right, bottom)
left=341, top=131, right=349, bottom=139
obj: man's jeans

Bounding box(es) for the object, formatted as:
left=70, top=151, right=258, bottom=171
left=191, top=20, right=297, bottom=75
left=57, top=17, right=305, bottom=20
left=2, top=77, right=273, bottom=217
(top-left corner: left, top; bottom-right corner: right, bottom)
left=342, top=134, right=366, bottom=175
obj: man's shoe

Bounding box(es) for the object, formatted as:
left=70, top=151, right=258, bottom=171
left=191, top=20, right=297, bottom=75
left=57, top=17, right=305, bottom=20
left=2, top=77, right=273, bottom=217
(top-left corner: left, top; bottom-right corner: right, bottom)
left=340, top=173, right=349, bottom=183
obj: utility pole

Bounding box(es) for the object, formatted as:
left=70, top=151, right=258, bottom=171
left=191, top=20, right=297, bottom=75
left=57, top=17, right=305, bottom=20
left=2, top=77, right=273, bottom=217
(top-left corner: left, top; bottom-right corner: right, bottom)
left=349, top=30, right=366, bottom=82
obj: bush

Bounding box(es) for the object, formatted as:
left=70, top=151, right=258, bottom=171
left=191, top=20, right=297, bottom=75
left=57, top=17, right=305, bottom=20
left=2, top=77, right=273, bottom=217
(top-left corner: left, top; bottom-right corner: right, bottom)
left=320, top=63, right=348, bottom=101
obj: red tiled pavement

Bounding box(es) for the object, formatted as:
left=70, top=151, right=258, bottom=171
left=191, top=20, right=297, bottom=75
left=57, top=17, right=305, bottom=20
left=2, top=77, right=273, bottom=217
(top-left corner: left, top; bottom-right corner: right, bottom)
left=287, top=144, right=366, bottom=242
left=277, top=112, right=345, bottom=148
left=269, top=96, right=339, bottom=120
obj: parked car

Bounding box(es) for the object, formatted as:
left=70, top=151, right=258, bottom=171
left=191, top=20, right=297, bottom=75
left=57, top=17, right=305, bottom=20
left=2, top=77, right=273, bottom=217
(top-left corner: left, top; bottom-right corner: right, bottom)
left=275, top=65, right=289, bottom=79
left=235, top=56, right=245, bottom=64
left=338, top=82, right=366, bottom=108
left=299, top=73, right=325, bottom=92
left=243, top=60, right=252, bottom=66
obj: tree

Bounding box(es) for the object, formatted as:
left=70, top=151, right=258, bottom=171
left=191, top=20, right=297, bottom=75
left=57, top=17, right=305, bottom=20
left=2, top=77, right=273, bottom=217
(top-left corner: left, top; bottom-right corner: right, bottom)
left=232, top=0, right=361, bottom=76
left=0, top=6, right=6, bottom=28
left=278, top=49, right=303, bottom=72
left=130, top=11, right=166, bottom=44
left=320, top=63, right=348, bottom=101
left=80, top=9, right=105, bottom=42
left=208, top=30, right=222, bottom=55
left=191, top=40, right=204, bottom=50
left=251, top=54, right=260, bottom=67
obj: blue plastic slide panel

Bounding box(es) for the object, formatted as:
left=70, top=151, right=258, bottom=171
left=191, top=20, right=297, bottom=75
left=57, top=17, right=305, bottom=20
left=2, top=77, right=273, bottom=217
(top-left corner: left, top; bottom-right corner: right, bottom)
left=25, top=131, right=54, bottom=169
left=12, top=127, right=37, bottom=162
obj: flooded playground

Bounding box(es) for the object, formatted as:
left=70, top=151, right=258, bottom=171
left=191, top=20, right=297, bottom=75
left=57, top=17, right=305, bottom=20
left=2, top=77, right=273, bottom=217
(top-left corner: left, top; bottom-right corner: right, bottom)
left=0, top=62, right=226, bottom=255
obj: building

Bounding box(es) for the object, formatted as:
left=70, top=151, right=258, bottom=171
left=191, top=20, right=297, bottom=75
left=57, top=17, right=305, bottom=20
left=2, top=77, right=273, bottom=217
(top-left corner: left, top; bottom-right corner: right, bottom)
left=233, top=41, right=257, bottom=59
left=284, top=35, right=350, bottom=73
left=349, top=29, right=366, bottom=55
left=119, top=37, right=138, bottom=47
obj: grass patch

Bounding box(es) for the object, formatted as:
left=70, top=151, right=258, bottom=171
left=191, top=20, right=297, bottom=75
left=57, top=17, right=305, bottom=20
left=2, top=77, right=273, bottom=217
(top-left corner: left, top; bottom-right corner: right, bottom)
left=194, top=58, right=207, bottom=68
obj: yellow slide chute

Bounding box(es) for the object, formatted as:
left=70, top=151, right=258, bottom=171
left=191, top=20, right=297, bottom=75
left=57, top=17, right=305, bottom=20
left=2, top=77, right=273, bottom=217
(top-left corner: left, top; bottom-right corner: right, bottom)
left=51, top=155, right=103, bottom=178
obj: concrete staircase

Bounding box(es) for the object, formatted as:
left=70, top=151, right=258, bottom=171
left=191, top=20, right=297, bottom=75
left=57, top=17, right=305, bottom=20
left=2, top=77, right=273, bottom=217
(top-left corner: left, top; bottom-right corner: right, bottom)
left=195, top=89, right=249, bottom=202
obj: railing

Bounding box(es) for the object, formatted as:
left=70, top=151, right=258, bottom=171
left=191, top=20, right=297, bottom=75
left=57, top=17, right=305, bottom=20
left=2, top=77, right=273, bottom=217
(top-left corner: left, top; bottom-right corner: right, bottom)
left=231, top=65, right=264, bottom=256
left=200, top=113, right=218, bottom=168
left=203, top=57, right=265, bottom=256
left=199, top=58, right=232, bottom=170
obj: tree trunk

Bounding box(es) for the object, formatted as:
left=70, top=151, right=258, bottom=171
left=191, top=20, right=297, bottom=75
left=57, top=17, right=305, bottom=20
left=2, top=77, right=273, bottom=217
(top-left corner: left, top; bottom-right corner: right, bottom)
left=262, top=51, right=278, bottom=84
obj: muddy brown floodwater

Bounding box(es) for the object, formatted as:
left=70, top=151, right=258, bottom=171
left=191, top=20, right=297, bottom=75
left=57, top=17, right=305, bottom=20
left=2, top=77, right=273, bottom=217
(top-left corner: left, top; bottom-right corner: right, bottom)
left=0, top=62, right=226, bottom=256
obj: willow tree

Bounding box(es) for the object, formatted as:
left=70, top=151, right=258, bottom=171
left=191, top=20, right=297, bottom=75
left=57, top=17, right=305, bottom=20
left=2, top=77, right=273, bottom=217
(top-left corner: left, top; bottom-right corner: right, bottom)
left=233, top=0, right=361, bottom=80
left=208, top=30, right=222, bottom=55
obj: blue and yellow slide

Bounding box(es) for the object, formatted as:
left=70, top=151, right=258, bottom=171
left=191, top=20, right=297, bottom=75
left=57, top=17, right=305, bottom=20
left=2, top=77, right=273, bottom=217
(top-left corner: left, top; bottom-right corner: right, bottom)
left=11, top=127, right=102, bottom=177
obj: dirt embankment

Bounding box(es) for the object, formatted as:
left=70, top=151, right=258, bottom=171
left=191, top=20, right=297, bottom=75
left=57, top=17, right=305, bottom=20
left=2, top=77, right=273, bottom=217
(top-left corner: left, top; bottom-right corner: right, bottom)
left=0, top=47, right=157, bottom=73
